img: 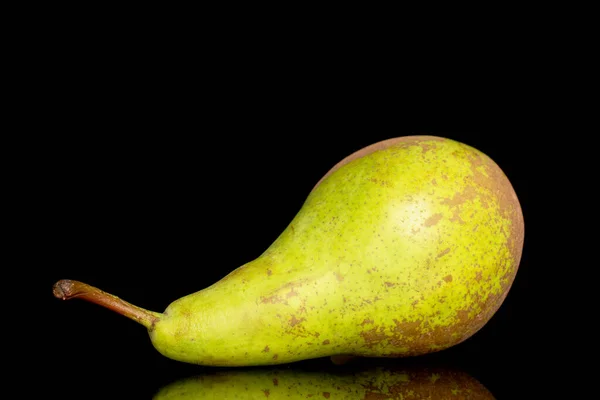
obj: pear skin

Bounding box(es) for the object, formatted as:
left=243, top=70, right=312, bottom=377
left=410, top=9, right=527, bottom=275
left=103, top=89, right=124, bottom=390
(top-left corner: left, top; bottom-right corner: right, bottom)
left=54, top=135, right=524, bottom=366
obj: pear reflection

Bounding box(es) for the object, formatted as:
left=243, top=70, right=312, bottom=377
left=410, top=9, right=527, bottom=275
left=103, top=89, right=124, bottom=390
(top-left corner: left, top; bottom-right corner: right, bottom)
left=154, top=361, right=494, bottom=399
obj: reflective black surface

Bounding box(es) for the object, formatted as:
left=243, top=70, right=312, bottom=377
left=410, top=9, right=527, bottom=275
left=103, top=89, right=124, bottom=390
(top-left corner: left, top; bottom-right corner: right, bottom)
left=46, top=341, right=539, bottom=399
left=153, top=360, right=495, bottom=399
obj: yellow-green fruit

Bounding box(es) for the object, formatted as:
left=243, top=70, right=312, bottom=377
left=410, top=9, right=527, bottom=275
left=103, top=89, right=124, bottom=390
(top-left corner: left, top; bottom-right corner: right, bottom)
left=154, top=365, right=495, bottom=399
left=54, top=136, right=524, bottom=367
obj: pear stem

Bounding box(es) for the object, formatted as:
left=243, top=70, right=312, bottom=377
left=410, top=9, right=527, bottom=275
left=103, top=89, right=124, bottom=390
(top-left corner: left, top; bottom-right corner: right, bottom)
left=53, top=279, right=161, bottom=329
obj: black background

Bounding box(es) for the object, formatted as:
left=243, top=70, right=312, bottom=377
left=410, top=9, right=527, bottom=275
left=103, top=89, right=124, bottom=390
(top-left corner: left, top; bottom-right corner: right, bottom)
left=29, top=28, right=560, bottom=399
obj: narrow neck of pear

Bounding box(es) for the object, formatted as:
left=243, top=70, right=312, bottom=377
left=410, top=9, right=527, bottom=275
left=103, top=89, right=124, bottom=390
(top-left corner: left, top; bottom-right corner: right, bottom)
left=53, top=280, right=162, bottom=329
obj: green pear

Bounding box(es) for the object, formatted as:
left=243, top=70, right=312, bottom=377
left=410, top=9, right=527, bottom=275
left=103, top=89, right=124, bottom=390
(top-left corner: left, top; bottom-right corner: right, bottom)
left=153, top=364, right=495, bottom=399
left=54, top=135, right=524, bottom=366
